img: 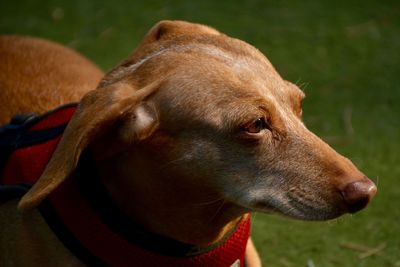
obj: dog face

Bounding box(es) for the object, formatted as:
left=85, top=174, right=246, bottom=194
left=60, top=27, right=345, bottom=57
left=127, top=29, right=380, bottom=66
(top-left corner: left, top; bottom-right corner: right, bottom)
left=19, top=21, right=376, bottom=221
left=97, top=21, right=376, bottom=220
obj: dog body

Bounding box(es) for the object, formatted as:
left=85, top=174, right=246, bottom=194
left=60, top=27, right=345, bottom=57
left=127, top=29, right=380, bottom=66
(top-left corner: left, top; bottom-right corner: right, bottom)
left=0, top=21, right=376, bottom=267
left=0, top=36, right=103, bottom=124
left=0, top=36, right=101, bottom=266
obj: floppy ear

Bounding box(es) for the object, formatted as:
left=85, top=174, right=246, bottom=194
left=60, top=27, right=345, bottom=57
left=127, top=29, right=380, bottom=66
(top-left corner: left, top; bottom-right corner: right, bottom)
left=18, top=82, right=158, bottom=210
left=142, top=20, right=220, bottom=43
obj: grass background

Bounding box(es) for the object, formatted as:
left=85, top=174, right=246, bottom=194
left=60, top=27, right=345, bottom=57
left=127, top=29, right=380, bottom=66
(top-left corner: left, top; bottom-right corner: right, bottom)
left=1, top=1, right=399, bottom=266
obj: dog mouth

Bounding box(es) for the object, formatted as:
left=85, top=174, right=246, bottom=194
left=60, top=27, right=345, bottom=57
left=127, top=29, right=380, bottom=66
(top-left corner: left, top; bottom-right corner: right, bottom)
left=286, top=198, right=345, bottom=220
left=249, top=195, right=346, bottom=221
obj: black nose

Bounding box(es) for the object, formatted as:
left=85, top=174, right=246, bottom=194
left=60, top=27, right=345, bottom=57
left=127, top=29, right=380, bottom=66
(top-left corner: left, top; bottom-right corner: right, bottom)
left=341, top=178, right=377, bottom=213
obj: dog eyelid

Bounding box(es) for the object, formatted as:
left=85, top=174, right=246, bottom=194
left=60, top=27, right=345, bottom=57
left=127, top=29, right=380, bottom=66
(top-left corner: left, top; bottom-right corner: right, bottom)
left=245, top=117, right=270, bottom=134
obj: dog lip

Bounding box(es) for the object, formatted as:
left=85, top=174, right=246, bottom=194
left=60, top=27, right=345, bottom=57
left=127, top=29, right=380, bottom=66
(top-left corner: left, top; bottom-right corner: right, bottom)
left=346, top=197, right=370, bottom=213
left=286, top=198, right=344, bottom=221
left=251, top=198, right=344, bottom=221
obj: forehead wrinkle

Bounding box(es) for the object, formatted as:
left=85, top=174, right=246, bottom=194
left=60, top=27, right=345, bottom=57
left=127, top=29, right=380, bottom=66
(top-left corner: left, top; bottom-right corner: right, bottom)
left=109, top=42, right=271, bottom=84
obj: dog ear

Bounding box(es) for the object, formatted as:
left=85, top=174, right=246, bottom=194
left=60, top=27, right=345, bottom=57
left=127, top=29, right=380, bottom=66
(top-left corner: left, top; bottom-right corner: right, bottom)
left=143, top=20, right=220, bottom=43
left=127, top=20, right=220, bottom=61
left=18, top=82, right=158, bottom=210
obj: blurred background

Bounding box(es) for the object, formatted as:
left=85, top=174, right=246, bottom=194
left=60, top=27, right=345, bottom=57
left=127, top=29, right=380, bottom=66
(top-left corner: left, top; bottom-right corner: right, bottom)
left=1, top=1, right=399, bottom=266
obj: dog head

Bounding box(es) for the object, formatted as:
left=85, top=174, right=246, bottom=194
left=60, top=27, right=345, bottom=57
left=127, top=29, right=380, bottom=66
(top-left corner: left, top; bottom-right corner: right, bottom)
left=19, top=20, right=376, bottom=220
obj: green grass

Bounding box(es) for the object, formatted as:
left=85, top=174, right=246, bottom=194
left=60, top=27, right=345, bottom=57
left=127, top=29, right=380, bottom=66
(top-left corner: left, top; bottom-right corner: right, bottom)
left=1, top=1, right=399, bottom=266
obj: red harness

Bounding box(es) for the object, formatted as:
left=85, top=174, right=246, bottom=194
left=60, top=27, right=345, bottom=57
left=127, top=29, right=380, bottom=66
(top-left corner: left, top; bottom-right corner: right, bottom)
left=0, top=105, right=251, bottom=267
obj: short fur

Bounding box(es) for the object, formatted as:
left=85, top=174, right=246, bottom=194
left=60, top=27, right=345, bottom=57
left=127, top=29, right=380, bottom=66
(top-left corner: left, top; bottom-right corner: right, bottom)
left=0, top=36, right=103, bottom=124
left=0, top=21, right=376, bottom=267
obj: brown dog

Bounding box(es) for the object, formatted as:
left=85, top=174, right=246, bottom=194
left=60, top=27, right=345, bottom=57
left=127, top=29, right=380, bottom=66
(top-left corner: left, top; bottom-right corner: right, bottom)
left=0, top=21, right=376, bottom=267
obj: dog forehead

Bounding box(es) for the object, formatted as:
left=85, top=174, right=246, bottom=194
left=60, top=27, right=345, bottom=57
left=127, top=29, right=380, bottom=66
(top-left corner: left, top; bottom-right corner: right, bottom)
left=156, top=47, right=293, bottom=106
left=154, top=62, right=246, bottom=124
left=143, top=42, right=298, bottom=122
left=126, top=32, right=274, bottom=77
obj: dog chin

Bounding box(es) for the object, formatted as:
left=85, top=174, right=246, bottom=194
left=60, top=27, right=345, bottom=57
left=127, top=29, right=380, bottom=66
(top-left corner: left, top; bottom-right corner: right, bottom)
left=281, top=209, right=345, bottom=221
left=244, top=197, right=346, bottom=221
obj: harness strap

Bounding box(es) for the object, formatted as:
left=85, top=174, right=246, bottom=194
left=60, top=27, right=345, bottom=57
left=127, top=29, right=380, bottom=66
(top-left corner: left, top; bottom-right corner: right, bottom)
left=0, top=113, right=37, bottom=171
left=0, top=105, right=77, bottom=172
left=0, top=104, right=77, bottom=185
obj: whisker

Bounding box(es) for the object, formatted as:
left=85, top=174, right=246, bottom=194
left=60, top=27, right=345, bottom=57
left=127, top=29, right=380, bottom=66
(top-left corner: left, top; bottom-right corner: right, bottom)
left=208, top=199, right=226, bottom=224
left=192, top=198, right=225, bottom=206
left=294, top=78, right=309, bottom=92
left=251, top=212, right=258, bottom=222
left=158, top=156, right=187, bottom=170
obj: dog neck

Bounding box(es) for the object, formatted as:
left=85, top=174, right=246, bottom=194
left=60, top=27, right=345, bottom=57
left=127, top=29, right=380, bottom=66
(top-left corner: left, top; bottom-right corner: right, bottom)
left=93, top=149, right=249, bottom=246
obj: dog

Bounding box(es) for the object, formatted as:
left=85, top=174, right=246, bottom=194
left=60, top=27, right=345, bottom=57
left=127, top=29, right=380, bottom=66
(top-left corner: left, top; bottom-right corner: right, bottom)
left=0, top=21, right=376, bottom=267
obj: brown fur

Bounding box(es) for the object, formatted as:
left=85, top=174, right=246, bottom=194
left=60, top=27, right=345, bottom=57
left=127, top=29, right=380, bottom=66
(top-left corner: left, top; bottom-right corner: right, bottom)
left=0, top=36, right=103, bottom=124
left=0, top=21, right=376, bottom=267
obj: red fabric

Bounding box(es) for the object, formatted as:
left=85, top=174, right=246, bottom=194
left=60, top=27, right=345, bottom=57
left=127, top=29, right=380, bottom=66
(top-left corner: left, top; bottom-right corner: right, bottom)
left=1, top=106, right=76, bottom=185
left=52, top=179, right=250, bottom=266
left=1, top=106, right=251, bottom=267
left=29, top=106, right=76, bottom=131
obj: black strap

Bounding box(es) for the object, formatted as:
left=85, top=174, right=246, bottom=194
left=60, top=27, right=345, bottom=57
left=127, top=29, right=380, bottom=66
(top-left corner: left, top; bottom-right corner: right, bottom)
left=76, top=155, right=239, bottom=257
left=0, top=183, right=31, bottom=202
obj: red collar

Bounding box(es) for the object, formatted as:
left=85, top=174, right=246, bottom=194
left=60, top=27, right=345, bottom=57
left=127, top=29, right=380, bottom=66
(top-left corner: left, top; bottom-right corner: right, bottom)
left=49, top=176, right=251, bottom=266
left=1, top=105, right=251, bottom=267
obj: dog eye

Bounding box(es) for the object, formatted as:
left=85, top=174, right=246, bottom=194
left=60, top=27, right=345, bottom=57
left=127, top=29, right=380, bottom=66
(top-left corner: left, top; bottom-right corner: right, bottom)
left=246, top=118, right=268, bottom=133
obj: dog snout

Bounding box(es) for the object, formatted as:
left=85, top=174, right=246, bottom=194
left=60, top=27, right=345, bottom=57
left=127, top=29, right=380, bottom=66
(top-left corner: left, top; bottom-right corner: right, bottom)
left=340, top=178, right=377, bottom=213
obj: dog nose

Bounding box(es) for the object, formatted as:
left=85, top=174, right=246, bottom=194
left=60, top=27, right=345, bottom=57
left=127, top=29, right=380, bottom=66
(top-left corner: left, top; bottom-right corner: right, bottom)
left=341, top=178, right=377, bottom=213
